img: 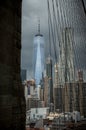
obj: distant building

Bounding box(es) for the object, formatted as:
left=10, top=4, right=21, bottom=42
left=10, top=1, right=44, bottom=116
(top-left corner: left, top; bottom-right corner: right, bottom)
left=54, top=87, right=64, bottom=112
left=27, top=79, right=35, bottom=96
left=53, top=63, right=63, bottom=111
left=53, top=63, right=58, bottom=110
left=26, top=97, right=44, bottom=111
left=64, top=82, right=86, bottom=117
left=24, top=79, right=45, bottom=110
left=23, top=79, right=36, bottom=109
left=30, top=107, right=49, bottom=120
left=46, top=56, right=53, bottom=111
left=59, top=27, right=75, bottom=85
left=44, top=76, right=49, bottom=107
left=53, top=64, right=64, bottom=112
left=35, top=85, right=41, bottom=99
left=54, top=63, right=58, bottom=88
left=77, top=69, right=83, bottom=82
left=76, top=82, right=86, bottom=117
left=64, top=83, right=75, bottom=112
left=33, top=20, right=45, bottom=86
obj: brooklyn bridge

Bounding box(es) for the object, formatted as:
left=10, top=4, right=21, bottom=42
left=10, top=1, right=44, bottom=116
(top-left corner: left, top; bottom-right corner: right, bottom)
left=0, top=0, right=86, bottom=130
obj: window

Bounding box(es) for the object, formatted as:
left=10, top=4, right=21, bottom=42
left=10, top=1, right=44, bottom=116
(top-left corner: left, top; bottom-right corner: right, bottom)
left=33, top=114, right=35, bottom=118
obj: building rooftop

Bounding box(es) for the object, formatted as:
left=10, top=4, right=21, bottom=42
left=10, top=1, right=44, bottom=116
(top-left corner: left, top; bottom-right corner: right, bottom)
left=35, top=34, right=43, bottom=37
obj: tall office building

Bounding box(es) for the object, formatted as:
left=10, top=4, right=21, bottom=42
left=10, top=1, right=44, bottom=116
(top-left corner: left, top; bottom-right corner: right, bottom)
left=54, top=63, right=58, bottom=88
left=33, top=20, right=45, bottom=86
left=44, top=76, right=49, bottom=107
left=53, top=63, right=63, bottom=111
left=59, top=27, right=75, bottom=85
left=46, top=56, right=53, bottom=111
left=58, top=27, right=75, bottom=112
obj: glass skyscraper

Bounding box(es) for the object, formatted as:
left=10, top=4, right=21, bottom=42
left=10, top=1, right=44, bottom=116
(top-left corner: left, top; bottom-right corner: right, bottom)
left=33, top=32, right=45, bottom=86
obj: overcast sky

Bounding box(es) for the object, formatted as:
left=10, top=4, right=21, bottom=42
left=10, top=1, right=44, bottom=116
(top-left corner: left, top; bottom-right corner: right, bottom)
left=21, top=0, right=49, bottom=78
left=21, top=0, right=86, bottom=79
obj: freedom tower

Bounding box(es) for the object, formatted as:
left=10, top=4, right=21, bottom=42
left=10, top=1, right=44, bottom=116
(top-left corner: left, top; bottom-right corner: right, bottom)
left=33, top=20, right=45, bottom=86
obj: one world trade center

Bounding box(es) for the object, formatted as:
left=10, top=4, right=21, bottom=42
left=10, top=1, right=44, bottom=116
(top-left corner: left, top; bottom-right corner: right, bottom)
left=33, top=21, right=45, bottom=86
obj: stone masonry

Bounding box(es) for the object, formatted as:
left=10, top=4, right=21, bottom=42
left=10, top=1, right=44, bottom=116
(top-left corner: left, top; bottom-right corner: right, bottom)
left=0, top=1, right=26, bottom=130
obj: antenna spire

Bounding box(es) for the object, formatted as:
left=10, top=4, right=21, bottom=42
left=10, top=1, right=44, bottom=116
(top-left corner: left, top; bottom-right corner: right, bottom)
left=38, top=18, right=40, bottom=34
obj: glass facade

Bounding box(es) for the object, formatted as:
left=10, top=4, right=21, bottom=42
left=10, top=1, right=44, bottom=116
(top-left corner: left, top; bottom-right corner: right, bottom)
left=33, top=34, right=45, bottom=86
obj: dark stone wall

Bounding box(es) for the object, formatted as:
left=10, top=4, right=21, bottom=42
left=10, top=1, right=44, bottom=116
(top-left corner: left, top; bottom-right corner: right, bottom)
left=0, top=1, right=26, bottom=129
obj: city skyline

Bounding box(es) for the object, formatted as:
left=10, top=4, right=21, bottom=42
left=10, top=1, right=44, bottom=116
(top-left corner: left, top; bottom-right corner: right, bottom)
left=0, top=1, right=86, bottom=129
left=21, top=0, right=86, bottom=79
